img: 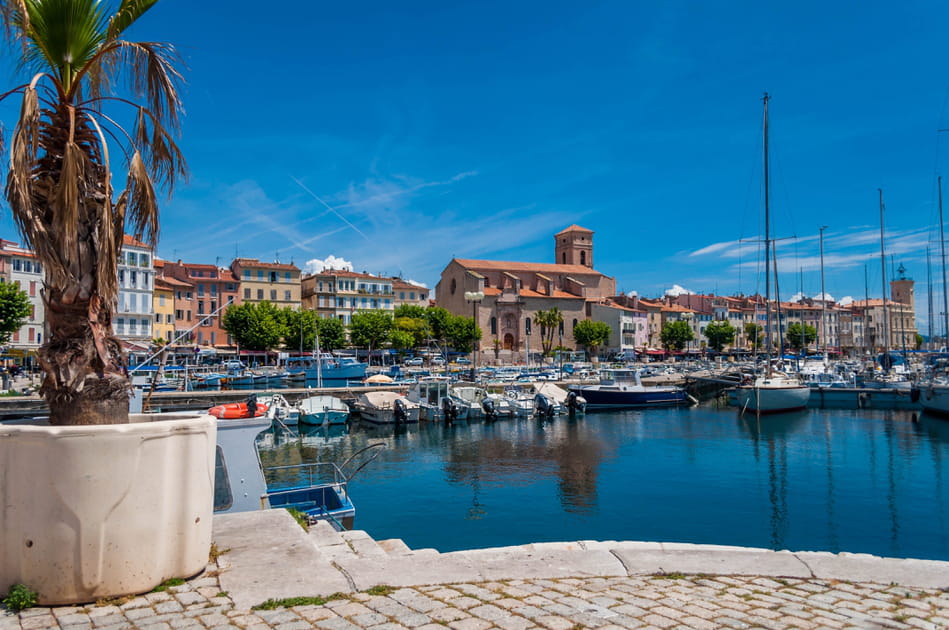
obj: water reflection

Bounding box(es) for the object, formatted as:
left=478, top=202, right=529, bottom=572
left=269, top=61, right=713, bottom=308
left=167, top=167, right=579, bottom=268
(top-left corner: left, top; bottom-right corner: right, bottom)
left=254, top=406, right=949, bottom=559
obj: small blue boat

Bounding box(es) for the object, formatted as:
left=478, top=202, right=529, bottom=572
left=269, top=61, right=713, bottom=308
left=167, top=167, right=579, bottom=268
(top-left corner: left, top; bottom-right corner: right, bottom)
left=298, top=395, right=350, bottom=426
left=570, top=368, right=690, bottom=409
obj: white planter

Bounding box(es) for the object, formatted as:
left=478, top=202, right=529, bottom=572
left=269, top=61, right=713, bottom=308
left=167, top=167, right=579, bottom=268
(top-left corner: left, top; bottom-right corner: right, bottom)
left=0, top=413, right=216, bottom=604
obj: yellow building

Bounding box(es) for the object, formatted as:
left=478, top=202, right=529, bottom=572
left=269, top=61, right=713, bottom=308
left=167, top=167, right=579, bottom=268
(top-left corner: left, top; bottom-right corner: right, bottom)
left=153, top=268, right=184, bottom=344
left=230, top=258, right=301, bottom=309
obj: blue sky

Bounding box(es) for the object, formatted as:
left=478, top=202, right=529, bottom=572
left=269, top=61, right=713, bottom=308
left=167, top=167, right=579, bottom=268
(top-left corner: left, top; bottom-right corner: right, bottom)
left=1, top=1, right=948, bottom=332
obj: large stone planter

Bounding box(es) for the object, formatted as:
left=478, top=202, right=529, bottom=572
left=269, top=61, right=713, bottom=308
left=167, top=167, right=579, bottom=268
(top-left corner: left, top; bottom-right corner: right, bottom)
left=0, top=413, right=216, bottom=605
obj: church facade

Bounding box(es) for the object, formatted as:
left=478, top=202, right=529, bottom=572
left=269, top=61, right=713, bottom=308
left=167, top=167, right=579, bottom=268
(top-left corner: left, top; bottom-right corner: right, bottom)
left=436, top=225, right=616, bottom=361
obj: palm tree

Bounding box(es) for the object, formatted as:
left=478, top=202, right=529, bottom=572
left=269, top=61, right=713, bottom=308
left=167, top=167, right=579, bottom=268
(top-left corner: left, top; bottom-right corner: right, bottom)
left=534, top=307, right=563, bottom=356
left=0, top=0, right=186, bottom=425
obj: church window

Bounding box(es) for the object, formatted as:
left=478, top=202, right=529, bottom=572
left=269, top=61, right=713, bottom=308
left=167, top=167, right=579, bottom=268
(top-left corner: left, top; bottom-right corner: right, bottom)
left=580, top=251, right=586, bottom=265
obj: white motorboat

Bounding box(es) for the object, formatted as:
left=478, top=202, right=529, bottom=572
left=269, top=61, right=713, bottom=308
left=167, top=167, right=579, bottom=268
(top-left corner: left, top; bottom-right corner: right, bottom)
left=407, top=377, right=468, bottom=422
left=535, top=382, right=586, bottom=414
left=354, top=390, right=420, bottom=424
left=259, top=393, right=300, bottom=426
left=921, top=382, right=949, bottom=417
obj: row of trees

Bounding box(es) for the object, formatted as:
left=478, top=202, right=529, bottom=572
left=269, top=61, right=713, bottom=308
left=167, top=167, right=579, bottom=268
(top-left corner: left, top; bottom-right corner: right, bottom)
left=220, top=302, right=480, bottom=357
left=659, top=319, right=828, bottom=354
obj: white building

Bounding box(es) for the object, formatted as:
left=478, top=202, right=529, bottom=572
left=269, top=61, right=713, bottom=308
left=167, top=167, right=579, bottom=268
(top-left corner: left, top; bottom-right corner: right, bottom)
left=0, top=239, right=45, bottom=356
left=115, top=235, right=154, bottom=344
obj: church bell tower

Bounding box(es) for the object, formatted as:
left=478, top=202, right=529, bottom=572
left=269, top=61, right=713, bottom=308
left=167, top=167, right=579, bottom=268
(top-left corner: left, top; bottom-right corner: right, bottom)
left=554, top=225, right=594, bottom=268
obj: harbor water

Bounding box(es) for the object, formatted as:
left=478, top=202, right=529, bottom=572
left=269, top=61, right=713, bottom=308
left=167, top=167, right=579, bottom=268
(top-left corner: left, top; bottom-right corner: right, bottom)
left=256, top=404, right=949, bottom=561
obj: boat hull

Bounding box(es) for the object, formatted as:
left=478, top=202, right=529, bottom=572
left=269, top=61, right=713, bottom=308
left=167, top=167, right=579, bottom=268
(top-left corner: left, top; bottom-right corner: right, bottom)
left=733, top=384, right=810, bottom=414
left=573, top=385, right=688, bottom=409
left=921, top=384, right=949, bottom=417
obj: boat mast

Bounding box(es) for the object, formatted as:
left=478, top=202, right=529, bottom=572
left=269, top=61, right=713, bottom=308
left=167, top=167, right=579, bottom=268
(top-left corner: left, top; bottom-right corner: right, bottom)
left=763, top=93, right=772, bottom=377
left=864, top=265, right=870, bottom=357
left=819, top=225, right=828, bottom=361
left=939, top=176, right=949, bottom=348
left=879, top=189, right=889, bottom=371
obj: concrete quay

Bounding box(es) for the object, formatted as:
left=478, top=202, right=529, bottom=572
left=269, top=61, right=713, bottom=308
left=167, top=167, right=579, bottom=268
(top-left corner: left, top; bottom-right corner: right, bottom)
left=5, top=510, right=949, bottom=630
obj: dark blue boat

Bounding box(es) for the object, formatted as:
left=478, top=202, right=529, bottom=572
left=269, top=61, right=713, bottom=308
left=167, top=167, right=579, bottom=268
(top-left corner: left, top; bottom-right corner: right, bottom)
left=570, top=368, right=690, bottom=409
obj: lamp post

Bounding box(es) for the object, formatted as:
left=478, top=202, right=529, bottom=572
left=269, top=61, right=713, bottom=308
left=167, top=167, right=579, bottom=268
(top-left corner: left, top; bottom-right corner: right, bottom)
left=464, top=291, right=484, bottom=382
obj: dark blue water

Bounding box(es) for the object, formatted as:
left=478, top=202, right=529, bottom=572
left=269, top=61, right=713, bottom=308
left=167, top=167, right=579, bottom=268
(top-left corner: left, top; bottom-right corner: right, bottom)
left=256, top=405, right=949, bottom=560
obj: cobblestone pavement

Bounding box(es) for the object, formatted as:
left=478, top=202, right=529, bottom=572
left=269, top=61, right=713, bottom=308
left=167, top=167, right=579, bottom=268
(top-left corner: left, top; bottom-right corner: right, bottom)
left=5, top=562, right=949, bottom=630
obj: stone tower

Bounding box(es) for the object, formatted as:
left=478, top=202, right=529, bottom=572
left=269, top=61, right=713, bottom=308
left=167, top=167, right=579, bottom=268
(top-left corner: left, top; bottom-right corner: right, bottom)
left=890, top=263, right=914, bottom=309
left=554, top=225, right=594, bottom=268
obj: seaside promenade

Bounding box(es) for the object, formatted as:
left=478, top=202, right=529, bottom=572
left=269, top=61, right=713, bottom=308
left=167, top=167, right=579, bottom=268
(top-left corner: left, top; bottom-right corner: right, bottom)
left=4, top=510, right=949, bottom=630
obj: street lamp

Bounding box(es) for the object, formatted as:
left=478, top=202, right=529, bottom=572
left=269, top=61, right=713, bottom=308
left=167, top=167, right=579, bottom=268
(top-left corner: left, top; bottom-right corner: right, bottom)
left=464, top=291, right=484, bottom=382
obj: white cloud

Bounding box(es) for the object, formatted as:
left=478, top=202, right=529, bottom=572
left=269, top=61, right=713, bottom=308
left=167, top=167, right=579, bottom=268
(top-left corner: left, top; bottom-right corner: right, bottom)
left=403, top=278, right=428, bottom=288
left=813, top=292, right=835, bottom=302
left=304, top=255, right=354, bottom=275
left=839, top=296, right=854, bottom=306
left=664, top=284, right=694, bottom=297
left=790, top=292, right=805, bottom=302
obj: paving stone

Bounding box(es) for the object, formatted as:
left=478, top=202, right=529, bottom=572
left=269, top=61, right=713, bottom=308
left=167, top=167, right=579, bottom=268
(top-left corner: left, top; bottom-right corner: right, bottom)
left=296, top=606, right=339, bottom=622
left=274, top=621, right=313, bottom=630
left=493, top=616, right=537, bottom=630
left=428, top=607, right=471, bottom=623
left=447, top=617, right=493, bottom=630
left=315, top=617, right=362, bottom=630
left=350, top=612, right=388, bottom=626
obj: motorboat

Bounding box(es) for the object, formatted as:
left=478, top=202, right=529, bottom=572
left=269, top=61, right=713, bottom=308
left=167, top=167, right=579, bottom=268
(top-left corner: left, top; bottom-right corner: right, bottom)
left=407, top=377, right=467, bottom=422
left=214, top=414, right=384, bottom=530
left=259, top=393, right=300, bottom=426
left=354, top=390, right=420, bottom=424
left=571, top=369, right=689, bottom=409
left=535, top=382, right=586, bottom=414
left=298, top=395, right=350, bottom=426
left=450, top=385, right=489, bottom=420
left=503, top=385, right=537, bottom=417
left=285, top=354, right=367, bottom=386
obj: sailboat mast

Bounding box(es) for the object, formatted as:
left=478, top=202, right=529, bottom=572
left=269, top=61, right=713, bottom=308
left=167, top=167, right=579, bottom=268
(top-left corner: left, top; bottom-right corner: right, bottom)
left=763, top=93, right=772, bottom=374
left=879, top=189, right=889, bottom=368
left=939, top=176, right=949, bottom=348
left=927, top=247, right=934, bottom=350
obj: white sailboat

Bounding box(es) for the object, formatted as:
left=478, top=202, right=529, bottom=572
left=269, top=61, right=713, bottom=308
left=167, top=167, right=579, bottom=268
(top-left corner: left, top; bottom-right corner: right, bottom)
left=921, top=176, right=949, bottom=416
left=734, top=94, right=810, bottom=414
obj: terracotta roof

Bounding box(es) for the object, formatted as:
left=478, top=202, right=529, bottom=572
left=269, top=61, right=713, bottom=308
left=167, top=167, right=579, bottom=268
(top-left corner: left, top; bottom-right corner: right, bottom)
left=156, top=275, right=192, bottom=289
left=454, top=258, right=606, bottom=277
left=481, top=287, right=582, bottom=299
left=390, top=278, right=428, bottom=291
left=307, top=269, right=392, bottom=281
left=232, top=258, right=300, bottom=272
left=123, top=234, right=150, bottom=249
left=662, top=303, right=696, bottom=314
left=555, top=224, right=593, bottom=236
left=590, top=299, right=645, bottom=313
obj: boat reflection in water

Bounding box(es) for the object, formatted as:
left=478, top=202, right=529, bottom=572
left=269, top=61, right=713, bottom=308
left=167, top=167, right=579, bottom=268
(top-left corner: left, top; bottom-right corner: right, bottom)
left=255, top=405, right=949, bottom=560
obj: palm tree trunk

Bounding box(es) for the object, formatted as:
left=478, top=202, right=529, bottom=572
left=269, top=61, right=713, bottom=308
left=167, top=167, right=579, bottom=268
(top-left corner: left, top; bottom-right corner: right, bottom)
left=40, top=289, right=130, bottom=425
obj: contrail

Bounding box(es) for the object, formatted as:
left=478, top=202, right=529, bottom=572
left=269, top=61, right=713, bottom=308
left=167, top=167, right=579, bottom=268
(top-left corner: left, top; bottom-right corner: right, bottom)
left=291, top=175, right=370, bottom=241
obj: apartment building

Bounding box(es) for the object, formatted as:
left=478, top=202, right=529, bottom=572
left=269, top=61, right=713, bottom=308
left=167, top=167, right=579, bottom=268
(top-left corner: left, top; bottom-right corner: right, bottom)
left=115, top=235, right=154, bottom=343
left=230, top=258, right=301, bottom=310
left=161, top=261, right=240, bottom=348
left=301, top=270, right=394, bottom=323
left=0, top=239, right=45, bottom=354
left=152, top=270, right=177, bottom=344
left=391, top=277, right=430, bottom=309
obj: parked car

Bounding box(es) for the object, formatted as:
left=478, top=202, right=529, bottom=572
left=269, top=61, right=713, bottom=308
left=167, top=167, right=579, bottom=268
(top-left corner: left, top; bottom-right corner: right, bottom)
left=404, top=358, right=423, bottom=367
left=430, top=356, right=446, bottom=366
left=455, top=357, right=471, bottom=365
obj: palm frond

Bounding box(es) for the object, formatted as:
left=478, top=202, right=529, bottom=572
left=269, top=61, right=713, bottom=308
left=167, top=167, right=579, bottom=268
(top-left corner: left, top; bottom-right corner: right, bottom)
left=21, top=0, right=108, bottom=94
left=124, top=149, right=159, bottom=244
left=105, top=0, right=157, bottom=41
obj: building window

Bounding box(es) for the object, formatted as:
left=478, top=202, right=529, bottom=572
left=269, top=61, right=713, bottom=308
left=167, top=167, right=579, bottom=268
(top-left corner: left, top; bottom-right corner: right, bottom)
left=244, top=288, right=250, bottom=299
left=270, top=289, right=277, bottom=300
left=119, top=269, right=124, bottom=283
left=284, top=290, right=291, bottom=301
left=243, top=270, right=250, bottom=279
left=491, top=317, right=497, bottom=335
left=155, top=313, right=161, bottom=322
left=12, top=259, right=20, bottom=271
left=400, top=292, right=405, bottom=300
left=198, top=284, right=205, bottom=297
left=284, top=272, right=290, bottom=281
left=159, top=294, right=165, bottom=306
left=257, top=289, right=263, bottom=300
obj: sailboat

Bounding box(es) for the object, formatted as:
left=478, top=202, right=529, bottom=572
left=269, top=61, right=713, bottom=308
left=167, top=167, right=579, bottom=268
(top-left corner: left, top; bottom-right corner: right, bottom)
left=921, top=176, right=949, bottom=416
left=734, top=94, right=811, bottom=414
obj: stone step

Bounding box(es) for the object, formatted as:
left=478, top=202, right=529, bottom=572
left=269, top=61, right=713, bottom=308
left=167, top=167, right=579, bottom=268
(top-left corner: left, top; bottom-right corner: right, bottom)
left=341, top=529, right=389, bottom=557
left=377, top=538, right=411, bottom=555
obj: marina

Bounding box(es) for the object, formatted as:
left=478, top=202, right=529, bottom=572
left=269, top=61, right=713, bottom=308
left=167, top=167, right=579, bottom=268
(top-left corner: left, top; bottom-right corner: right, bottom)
left=255, top=402, right=949, bottom=562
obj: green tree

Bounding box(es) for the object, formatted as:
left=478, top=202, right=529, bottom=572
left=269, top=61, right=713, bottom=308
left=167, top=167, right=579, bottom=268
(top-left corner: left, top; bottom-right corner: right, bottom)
left=703, top=320, right=736, bottom=352
left=349, top=311, right=393, bottom=361
left=0, top=282, right=31, bottom=345
left=389, top=329, right=415, bottom=353
left=660, top=320, right=694, bottom=352
left=915, top=332, right=924, bottom=350
left=534, top=307, right=564, bottom=356
left=424, top=306, right=453, bottom=341
left=393, top=316, right=431, bottom=348
left=744, top=322, right=764, bottom=350
left=280, top=308, right=317, bottom=351
left=444, top=314, right=480, bottom=353
left=222, top=302, right=285, bottom=351
left=393, top=304, right=427, bottom=319
left=0, top=0, right=186, bottom=425
left=573, top=320, right=611, bottom=360
left=315, top=317, right=347, bottom=351
left=785, top=322, right=817, bottom=352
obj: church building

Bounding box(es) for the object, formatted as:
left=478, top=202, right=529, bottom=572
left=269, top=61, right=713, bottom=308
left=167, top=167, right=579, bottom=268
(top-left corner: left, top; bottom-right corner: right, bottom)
left=436, top=225, right=616, bottom=362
